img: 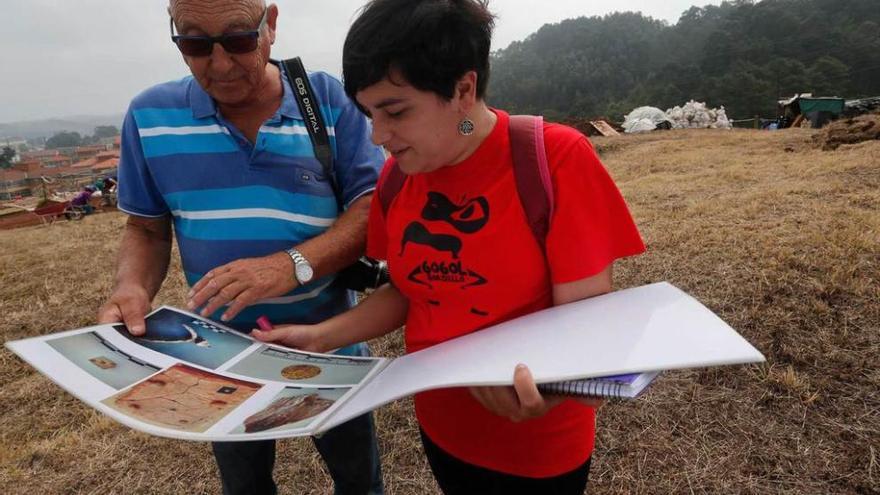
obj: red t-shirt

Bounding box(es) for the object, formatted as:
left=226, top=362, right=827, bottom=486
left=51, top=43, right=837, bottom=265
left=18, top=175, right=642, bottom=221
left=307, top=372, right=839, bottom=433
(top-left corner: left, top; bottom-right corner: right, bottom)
left=367, top=110, right=645, bottom=477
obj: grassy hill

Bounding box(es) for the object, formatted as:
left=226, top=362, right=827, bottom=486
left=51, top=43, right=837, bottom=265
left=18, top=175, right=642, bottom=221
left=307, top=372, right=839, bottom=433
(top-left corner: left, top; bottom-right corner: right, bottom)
left=0, top=128, right=877, bottom=494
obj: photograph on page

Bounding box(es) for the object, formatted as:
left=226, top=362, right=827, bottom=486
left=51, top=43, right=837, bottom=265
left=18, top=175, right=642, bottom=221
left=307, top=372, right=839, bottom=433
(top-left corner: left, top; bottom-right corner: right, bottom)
left=113, top=307, right=254, bottom=370
left=101, top=363, right=262, bottom=434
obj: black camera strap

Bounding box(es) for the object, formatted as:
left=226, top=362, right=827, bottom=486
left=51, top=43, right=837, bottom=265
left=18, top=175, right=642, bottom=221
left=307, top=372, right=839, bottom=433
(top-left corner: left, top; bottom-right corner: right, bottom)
left=281, top=58, right=390, bottom=291
left=282, top=57, right=343, bottom=211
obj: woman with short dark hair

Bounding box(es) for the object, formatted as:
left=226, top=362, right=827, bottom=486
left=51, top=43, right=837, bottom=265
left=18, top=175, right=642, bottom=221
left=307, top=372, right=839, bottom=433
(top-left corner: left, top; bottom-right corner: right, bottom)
left=254, top=1, right=645, bottom=493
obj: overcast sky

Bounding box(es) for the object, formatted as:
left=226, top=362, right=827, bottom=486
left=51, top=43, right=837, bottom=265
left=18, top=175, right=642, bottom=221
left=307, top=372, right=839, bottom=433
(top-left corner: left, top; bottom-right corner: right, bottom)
left=0, top=0, right=721, bottom=124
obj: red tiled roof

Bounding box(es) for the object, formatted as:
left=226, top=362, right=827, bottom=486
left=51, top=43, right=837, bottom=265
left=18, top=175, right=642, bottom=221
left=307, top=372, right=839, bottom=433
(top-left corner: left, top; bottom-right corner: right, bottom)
left=93, top=158, right=119, bottom=170
left=13, top=162, right=42, bottom=173
left=39, top=165, right=92, bottom=177
left=0, top=170, right=28, bottom=181
left=71, top=157, right=98, bottom=168
left=43, top=156, right=71, bottom=164
left=21, top=150, right=60, bottom=160
left=74, top=145, right=106, bottom=153
left=73, top=150, right=119, bottom=169
left=96, top=150, right=118, bottom=159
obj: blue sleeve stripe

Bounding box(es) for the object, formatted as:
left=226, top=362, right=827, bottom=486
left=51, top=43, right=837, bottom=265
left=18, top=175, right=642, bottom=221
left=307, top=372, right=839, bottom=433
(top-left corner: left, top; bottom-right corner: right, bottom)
left=163, top=186, right=338, bottom=217
left=133, top=107, right=209, bottom=128
left=172, top=216, right=328, bottom=241
left=142, top=133, right=238, bottom=158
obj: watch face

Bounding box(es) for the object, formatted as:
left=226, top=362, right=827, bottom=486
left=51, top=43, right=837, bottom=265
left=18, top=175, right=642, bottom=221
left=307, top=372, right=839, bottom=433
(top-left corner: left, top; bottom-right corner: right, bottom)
left=295, top=263, right=314, bottom=283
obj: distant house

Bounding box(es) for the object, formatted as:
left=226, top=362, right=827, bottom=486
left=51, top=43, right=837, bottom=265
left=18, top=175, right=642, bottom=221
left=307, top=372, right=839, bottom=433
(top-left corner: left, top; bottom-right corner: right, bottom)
left=92, top=158, right=119, bottom=175
left=0, top=169, right=31, bottom=200
left=19, top=149, right=73, bottom=168
left=72, top=144, right=109, bottom=161
left=20, top=149, right=62, bottom=162
left=0, top=146, right=118, bottom=201
left=36, top=165, right=77, bottom=179
left=42, top=155, right=73, bottom=169
left=71, top=149, right=119, bottom=176
left=13, top=161, right=42, bottom=174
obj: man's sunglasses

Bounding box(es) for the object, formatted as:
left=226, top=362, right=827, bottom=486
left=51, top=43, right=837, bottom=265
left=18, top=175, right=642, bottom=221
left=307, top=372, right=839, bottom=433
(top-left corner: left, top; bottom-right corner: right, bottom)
left=170, top=9, right=268, bottom=57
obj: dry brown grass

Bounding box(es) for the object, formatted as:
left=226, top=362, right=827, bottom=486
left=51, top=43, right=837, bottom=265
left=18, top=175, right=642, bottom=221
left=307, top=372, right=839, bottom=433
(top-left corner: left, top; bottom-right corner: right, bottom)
left=1, top=128, right=878, bottom=494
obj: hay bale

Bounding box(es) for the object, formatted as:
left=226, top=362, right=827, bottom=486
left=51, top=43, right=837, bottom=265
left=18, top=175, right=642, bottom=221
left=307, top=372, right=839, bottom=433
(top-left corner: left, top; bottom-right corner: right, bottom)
left=814, top=112, right=880, bottom=150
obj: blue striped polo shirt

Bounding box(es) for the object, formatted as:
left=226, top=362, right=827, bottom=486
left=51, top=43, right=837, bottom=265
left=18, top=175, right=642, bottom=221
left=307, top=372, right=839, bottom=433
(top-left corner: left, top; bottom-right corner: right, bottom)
left=117, top=61, right=384, bottom=352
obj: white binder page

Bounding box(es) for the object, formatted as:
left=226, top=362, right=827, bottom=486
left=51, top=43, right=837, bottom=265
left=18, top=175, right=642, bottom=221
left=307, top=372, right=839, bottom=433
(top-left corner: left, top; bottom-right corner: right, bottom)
left=321, top=282, right=764, bottom=431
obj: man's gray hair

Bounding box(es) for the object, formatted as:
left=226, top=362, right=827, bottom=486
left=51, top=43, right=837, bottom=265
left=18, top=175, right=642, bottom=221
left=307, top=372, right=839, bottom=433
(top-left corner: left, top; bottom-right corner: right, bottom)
left=168, top=0, right=267, bottom=12
left=167, top=0, right=269, bottom=29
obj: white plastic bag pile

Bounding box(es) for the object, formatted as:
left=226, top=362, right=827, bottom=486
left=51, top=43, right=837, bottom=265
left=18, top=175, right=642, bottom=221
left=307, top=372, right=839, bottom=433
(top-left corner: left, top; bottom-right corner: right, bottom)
left=622, top=106, right=672, bottom=133
left=666, top=100, right=732, bottom=129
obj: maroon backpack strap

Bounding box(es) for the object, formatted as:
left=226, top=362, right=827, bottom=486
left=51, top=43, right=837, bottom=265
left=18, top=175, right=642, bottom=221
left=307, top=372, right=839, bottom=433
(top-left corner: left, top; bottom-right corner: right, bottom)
left=378, top=162, right=407, bottom=218
left=509, top=115, right=554, bottom=252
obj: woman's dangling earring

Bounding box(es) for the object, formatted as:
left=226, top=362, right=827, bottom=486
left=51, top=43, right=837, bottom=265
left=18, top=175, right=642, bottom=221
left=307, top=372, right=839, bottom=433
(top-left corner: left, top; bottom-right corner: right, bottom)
left=458, top=117, right=475, bottom=136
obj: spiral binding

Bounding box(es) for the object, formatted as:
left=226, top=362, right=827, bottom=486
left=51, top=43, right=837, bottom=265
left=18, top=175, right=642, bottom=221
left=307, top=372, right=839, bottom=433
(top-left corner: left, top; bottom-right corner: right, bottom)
left=538, top=378, right=625, bottom=398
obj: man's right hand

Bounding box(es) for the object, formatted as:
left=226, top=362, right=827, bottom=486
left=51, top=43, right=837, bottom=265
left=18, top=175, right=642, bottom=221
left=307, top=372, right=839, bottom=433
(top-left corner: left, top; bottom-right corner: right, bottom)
left=97, top=285, right=152, bottom=336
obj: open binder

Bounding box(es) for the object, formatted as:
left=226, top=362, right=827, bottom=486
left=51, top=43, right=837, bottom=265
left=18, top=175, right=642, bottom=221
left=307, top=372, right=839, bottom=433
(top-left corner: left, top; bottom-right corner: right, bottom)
left=6, top=282, right=764, bottom=441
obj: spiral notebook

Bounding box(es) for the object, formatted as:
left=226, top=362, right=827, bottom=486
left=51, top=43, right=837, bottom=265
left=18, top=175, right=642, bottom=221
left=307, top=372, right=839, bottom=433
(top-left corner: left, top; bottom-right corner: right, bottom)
left=539, top=371, right=661, bottom=399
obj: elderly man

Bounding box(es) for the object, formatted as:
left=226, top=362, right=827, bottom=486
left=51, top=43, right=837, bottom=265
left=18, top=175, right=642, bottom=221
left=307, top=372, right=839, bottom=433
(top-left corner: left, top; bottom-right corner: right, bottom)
left=97, top=1, right=385, bottom=494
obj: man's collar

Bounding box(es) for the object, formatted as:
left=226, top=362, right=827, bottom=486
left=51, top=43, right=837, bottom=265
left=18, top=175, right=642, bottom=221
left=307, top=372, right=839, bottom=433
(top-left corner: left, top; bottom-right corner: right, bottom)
left=189, top=79, right=217, bottom=119
left=189, top=60, right=302, bottom=120
left=275, top=59, right=301, bottom=120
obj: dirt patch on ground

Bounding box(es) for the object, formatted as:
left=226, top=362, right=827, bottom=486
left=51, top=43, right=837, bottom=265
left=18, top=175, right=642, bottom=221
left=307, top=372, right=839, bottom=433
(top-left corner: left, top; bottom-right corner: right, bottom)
left=560, top=116, right=624, bottom=137
left=814, top=112, right=880, bottom=150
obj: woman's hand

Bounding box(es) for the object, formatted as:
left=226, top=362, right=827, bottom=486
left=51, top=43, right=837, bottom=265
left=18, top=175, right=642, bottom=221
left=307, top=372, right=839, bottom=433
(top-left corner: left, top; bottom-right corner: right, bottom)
left=251, top=324, right=325, bottom=353
left=469, top=364, right=604, bottom=422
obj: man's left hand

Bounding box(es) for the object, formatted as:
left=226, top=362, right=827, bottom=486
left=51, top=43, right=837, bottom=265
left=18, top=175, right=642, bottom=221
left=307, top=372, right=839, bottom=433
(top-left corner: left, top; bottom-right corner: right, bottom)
left=469, top=364, right=604, bottom=422
left=187, top=252, right=295, bottom=321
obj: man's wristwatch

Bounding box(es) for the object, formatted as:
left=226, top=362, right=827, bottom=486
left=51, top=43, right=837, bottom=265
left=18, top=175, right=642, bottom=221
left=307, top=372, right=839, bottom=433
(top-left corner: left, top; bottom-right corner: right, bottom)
left=285, top=248, right=314, bottom=285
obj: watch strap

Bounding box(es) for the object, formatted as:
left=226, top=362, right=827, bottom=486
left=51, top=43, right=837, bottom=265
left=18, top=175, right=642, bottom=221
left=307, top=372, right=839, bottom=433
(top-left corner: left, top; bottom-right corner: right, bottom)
left=285, top=247, right=307, bottom=265
left=285, top=248, right=312, bottom=283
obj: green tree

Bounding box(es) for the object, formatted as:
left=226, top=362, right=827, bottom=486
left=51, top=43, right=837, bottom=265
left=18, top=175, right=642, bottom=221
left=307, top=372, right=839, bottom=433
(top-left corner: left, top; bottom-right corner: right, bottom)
left=93, top=125, right=120, bottom=139
left=0, top=146, right=15, bottom=169
left=45, top=131, right=83, bottom=149
left=807, top=56, right=850, bottom=96
left=488, top=0, right=880, bottom=119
